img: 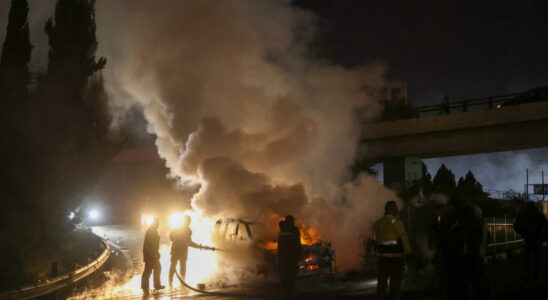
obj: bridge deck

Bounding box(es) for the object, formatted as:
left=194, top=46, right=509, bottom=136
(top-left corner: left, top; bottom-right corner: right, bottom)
left=360, top=101, right=548, bottom=160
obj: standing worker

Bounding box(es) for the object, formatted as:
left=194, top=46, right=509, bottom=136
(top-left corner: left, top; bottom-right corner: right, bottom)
left=168, top=215, right=206, bottom=287
left=372, top=201, right=411, bottom=300
left=514, top=201, right=548, bottom=286
left=277, top=216, right=302, bottom=300
left=141, top=217, right=165, bottom=295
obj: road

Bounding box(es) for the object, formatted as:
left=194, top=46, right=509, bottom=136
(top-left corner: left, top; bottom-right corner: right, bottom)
left=67, top=224, right=377, bottom=299
left=68, top=223, right=548, bottom=299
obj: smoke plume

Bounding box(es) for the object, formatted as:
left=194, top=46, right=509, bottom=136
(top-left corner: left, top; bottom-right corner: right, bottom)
left=0, top=0, right=381, bottom=273
left=92, top=0, right=395, bottom=271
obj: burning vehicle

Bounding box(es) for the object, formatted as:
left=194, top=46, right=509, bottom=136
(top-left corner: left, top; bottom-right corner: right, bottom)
left=214, top=218, right=336, bottom=277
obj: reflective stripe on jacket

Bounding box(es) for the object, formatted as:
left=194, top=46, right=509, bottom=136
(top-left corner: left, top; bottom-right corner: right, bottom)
left=372, top=214, right=411, bottom=255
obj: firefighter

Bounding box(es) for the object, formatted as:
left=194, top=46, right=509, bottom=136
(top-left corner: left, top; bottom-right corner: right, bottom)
left=141, top=217, right=165, bottom=295
left=428, top=203, right=447, bottom=296
left=277, top=218, right=302, bottom=300
left=514, top=201, right=547, bottom=285
left=372, top=201, right=411, bottom=300
left=168, top=215, right=203, bottom=287
left=284, top=215, right=302, bottom=244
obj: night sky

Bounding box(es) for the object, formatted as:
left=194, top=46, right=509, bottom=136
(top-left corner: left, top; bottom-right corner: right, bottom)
left=1, top=0, right=548, bottom=194
left=295, top=0, right=548, bottom=104
left=294, top=0, right=548, bottom=194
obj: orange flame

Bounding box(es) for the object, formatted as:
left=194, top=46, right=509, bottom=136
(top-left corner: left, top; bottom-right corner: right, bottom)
left=258, top=212, right=322, bottom=251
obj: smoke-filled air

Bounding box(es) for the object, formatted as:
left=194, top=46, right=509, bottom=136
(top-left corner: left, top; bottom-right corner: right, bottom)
left=95, top=0, right=398, bottom=272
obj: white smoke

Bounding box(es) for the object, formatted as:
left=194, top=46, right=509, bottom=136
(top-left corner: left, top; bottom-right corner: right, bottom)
left=92, top=0, right=394, bottom=271
left=0, top=0, right=397, bottom=272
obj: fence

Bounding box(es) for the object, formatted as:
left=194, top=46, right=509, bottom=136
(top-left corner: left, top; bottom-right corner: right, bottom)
left=486, top=216, right=523, bottom=253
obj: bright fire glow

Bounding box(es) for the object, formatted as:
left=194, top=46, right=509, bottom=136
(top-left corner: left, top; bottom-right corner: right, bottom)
left=168, top=212, right=186, bottom=229
left=141, top=214, right=155, bottom=228
left=99, top=210, right=218, bottom=297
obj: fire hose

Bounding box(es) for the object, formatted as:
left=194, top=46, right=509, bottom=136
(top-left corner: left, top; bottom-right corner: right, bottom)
left=173, top=246, right=279, bottom=298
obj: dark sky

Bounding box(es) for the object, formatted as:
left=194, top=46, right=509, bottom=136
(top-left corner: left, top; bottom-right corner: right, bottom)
left=295, top=0, right=548, bottom=194
left=1, top=0, right=547, bottom=194
left=294, top=0, right=548, bottom=105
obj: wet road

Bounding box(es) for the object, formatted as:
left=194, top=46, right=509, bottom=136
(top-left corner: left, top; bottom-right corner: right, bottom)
left=69, top=224, right=378, bottom=299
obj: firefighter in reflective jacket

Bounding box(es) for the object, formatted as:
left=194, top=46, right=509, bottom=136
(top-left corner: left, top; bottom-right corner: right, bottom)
left=372, top=201, right=411, bottom=300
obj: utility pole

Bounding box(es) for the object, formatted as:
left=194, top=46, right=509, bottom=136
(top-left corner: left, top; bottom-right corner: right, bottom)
left=542, top=171, right=545, bottom=201
left=526, top=168, right=529, bottom=201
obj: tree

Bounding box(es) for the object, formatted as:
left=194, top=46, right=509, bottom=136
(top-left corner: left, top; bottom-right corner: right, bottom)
left=0, top=0, right=32, bottom=129
left=0, top=0, right=32, bottom=96
left=420, top=162, right=433, bottom=196
left=44, top=0, right=106, bottom=94
left=0, top=0, right=34, bottom=219
left=457, top=171, right=483, bottom=194
left=0, top=1, right=33, bottom=289
left=33, top=0, right=118, bottom=225
left=432, top=164, right=456, bottom=195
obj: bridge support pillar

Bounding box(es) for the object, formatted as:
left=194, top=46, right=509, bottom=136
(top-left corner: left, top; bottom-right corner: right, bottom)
left=383, top=156, right=423, bottom=192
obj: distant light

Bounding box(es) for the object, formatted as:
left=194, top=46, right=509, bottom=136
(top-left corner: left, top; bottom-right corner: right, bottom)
left=68, top=211, right=75, bottom=220
left=89, top=209, right=99, bottom=220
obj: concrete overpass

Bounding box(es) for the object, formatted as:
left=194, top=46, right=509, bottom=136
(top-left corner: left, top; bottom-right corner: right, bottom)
left=359, top=101, right=548, bottom=188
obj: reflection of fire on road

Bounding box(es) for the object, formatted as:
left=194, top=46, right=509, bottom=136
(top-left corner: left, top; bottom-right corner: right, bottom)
left=78, top=210, right=334, bottom=298
left=88, top=211, right=219, bottom=298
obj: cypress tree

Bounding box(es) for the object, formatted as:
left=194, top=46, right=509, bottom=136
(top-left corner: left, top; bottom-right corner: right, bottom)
left=0, top=0, right=32, bottom=113
left=36, top=0, right=116, bottom=222
left=44, top=0, right=106, bottom=94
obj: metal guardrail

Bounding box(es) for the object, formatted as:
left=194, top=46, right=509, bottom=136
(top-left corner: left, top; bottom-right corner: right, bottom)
left=416, top=93, right=519, bottom=115
left=0, top=238, right=110, bottom=300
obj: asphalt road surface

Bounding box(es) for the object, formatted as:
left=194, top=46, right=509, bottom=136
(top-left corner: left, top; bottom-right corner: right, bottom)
left=71, top=224, right=548, bottom=299
left=67, top=224, right=378, bottom=300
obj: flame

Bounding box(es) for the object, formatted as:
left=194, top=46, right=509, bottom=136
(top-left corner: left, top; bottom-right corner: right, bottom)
left=168, top=211, right=186, bottom=229
left=257, top=212, right=323, bottom=251
left=141, top=214, right=155, bottom=227
left=305, top=255, right=318, bottom=263
left=298, top=222, right=321, bottom=245
left=261, top=241, right=278, bottom=250
left=98, top=210, right=218, bottom=297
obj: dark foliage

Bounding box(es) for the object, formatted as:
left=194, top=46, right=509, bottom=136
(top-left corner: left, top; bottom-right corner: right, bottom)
left=432, top=163, right=456, bottom=195
left=0, top=0, right=121, bottom=289
left=0, top=0, right=32, bottom=97
left=44, top=0, right=105, bottom=91
left=420, top=162, right=433, bottom=196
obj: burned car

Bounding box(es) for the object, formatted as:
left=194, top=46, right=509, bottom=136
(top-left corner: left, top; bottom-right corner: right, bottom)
left=214, top=218, right=336, bottom=277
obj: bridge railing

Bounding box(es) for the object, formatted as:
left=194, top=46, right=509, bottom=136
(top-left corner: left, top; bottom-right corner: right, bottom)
left=486, top=216, right=523, bottom=253
left=416, top=93, right=519, bottom=116
left=0, top=237, right=110, bottom=300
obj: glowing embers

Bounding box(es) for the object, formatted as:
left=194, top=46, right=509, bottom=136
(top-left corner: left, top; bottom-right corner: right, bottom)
left=300, top=255, right=320, bottom=271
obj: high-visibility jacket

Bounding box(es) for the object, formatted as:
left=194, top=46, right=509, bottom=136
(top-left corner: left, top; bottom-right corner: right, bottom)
left=372, top=214, right=411, bottom=257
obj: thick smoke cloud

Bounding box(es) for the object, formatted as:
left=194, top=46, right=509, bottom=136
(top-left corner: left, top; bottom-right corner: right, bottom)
left=92, top=0, right=392, bottom=270
left=0, top=0, right=393, bottom=271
